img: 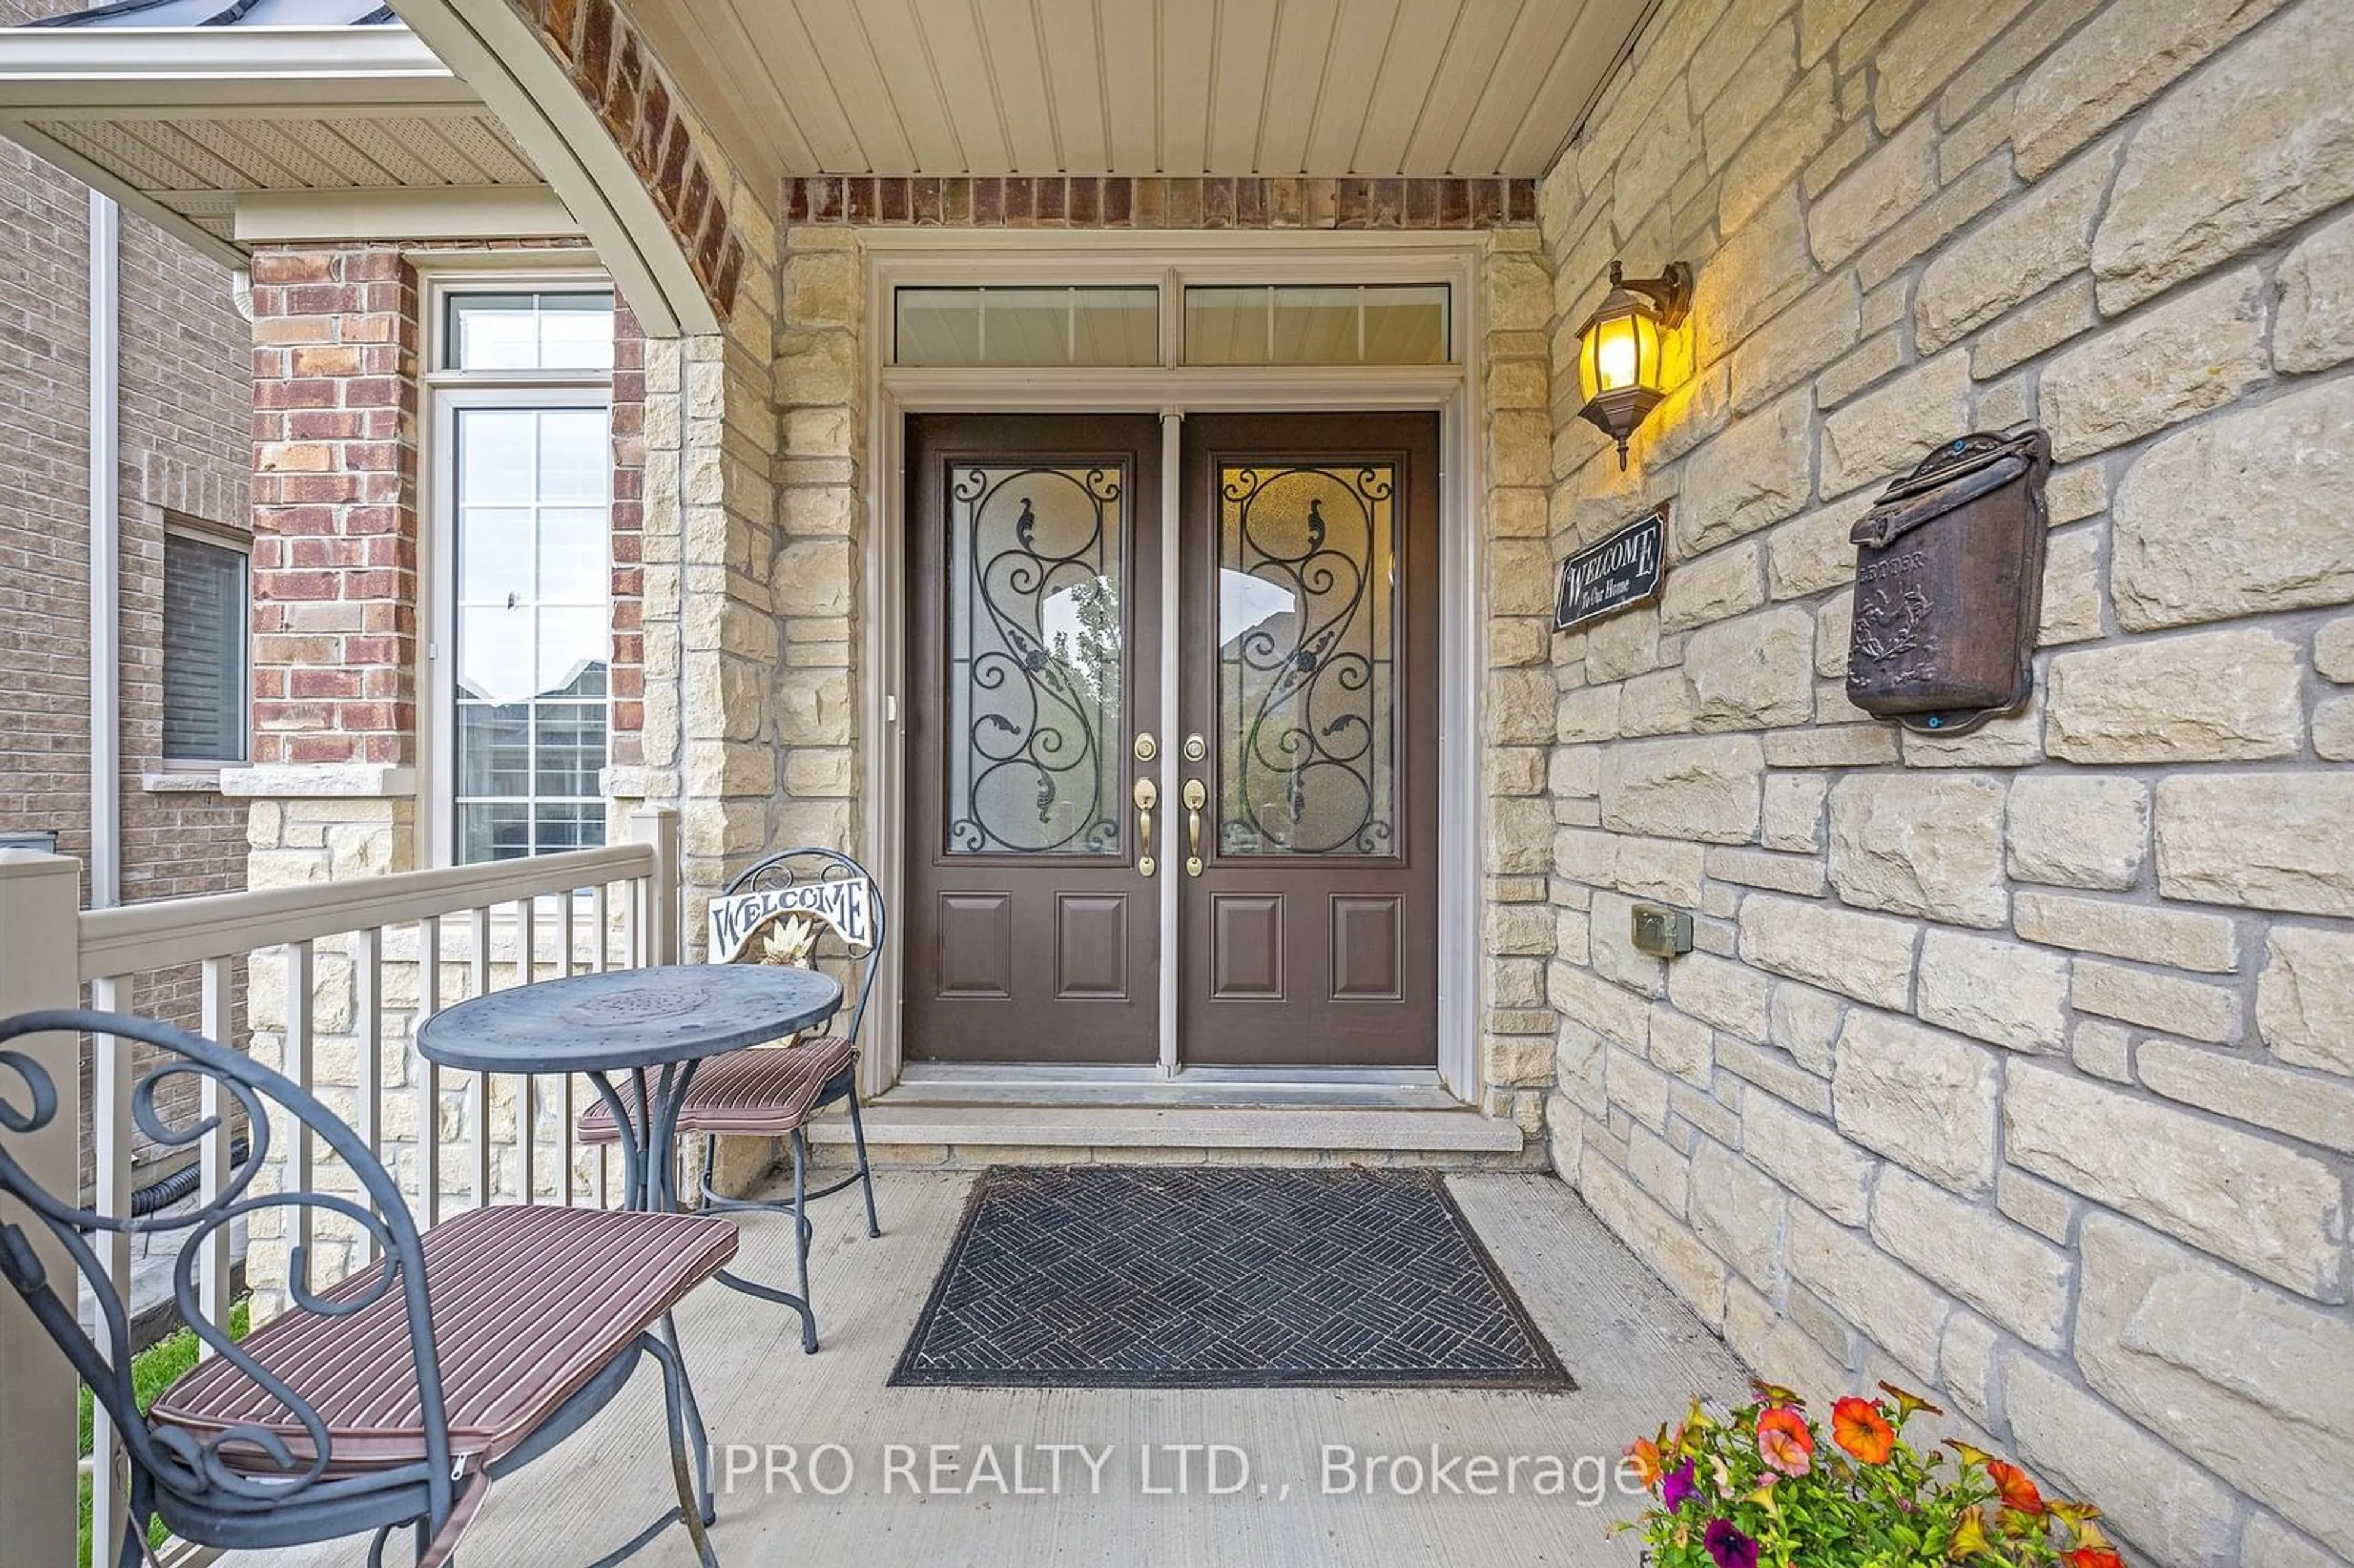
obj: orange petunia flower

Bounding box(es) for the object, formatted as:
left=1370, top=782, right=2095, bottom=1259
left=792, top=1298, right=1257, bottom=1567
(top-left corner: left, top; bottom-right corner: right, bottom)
left=1627, top=1436, right=1664, bottom=1489
left=2061, top=1551, right=2124, bottom=1568
left=1831, top=1396, right=1897, bottom=1464
left=1987, top=1461, right=2045, bottom=1515
left=1754, top=1406, right=1815, bottom=1477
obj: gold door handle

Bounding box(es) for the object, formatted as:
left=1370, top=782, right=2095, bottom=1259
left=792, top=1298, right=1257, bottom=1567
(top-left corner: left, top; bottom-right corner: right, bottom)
left=1134, top=777, right=1158, bottom=877
left=1183, top=778, right=1206, bottom=877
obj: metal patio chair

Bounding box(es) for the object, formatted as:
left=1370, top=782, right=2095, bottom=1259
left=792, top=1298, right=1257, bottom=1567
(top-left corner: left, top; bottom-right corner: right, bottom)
left=578, top=847, right=883, bottom=1354
left=0, top=1009, right=736, bottom=1568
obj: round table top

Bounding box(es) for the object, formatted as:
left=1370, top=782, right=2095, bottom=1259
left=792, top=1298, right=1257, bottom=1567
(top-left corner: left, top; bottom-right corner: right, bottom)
left=416, top=964, right=842, bottom=1075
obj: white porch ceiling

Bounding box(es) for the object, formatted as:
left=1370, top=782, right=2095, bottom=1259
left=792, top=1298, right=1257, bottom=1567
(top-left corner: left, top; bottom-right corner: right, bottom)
left=627, top=0, right=1655, bottom=188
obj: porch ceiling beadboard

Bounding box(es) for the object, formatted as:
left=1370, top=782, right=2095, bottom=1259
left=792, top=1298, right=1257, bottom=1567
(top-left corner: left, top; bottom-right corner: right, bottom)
left=625, top=0, right=1658, bottom=191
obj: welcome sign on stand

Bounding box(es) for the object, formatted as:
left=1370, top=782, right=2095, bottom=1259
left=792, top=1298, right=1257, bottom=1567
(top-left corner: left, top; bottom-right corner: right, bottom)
left=1555, top=502, right=1669, bottom=633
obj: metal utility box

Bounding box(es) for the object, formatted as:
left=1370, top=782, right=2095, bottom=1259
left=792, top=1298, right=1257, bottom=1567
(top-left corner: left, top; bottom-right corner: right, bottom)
left=1846, top=429, right=2052, bottom=734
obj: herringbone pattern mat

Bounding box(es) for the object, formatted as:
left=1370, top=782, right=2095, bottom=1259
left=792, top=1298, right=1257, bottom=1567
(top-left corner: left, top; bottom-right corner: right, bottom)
left=891, top=1166, right=1574, bottom=1389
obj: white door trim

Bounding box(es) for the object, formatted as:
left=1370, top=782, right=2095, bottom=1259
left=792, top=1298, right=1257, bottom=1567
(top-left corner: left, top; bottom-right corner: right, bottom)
left=858, top=234, right=1487, bottom=1105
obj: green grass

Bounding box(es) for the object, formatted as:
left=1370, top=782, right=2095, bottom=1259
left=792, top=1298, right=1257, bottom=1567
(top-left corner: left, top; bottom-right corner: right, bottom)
left=79, top=1298, right=250, bottom=1567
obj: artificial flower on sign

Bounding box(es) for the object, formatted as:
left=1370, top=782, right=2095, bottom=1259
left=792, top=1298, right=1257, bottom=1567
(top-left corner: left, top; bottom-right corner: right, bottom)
left=1615, top=1380, right=2129, bottom=1567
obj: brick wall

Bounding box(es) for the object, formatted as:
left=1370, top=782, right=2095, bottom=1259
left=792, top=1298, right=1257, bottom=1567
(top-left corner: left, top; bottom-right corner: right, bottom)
left=784, top=175, right=1537, bottom=230
left=246, top=245, right=419, bottom=769
left=1537, top=0, right=2353, bottom=1561
left=0, top=1, right=256, bottom=1192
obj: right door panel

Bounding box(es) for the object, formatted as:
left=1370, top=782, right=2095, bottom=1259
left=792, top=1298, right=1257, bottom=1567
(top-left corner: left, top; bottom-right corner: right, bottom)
left=1178, top=413, right=1441, bottom=1067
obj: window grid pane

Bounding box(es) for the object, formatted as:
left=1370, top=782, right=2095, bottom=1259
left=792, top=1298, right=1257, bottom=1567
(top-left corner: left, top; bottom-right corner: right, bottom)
left=1183, top=284, right=1450, bottom=366
left=446, top=292, right=615, bottom=372
left=452, top=404, right=611, bottom=863
left=894, top=287, right=1160, bottom=367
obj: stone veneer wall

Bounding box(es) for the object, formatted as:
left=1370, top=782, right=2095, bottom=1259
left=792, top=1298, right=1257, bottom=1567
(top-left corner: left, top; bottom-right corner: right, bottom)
left=1536, top=0, right=2352, bottom=1563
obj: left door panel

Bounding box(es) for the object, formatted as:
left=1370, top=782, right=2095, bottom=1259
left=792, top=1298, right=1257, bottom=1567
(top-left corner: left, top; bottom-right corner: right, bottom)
left=904, top=414, right=1164, bottom=1063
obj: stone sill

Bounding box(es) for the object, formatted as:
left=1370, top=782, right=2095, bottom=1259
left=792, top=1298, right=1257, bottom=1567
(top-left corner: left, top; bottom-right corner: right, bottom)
left=140, top=769, right=223, bottom=793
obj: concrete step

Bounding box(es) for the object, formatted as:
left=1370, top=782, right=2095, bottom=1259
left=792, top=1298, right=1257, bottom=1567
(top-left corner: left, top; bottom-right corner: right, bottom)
left=803, top=1101, right=1531, bottom=1166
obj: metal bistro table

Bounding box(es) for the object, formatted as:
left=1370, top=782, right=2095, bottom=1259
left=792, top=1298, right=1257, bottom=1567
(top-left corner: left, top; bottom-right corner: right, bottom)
left=417, top=963, right=841, bottom=1536
left=417, top=962, right=842, bottom=1213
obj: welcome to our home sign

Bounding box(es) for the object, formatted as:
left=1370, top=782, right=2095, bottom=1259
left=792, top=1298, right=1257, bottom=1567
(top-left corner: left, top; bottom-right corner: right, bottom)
left=1555, top=503, right=1670, bottom=634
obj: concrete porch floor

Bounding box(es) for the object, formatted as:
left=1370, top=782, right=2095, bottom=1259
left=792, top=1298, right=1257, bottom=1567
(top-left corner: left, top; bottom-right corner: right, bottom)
left=232, top=1171, right=1748, bottom=1568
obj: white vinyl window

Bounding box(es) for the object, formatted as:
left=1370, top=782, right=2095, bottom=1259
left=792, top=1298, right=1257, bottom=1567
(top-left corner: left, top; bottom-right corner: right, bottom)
left=430, top=286, right=615, bottom=864
left=161, top=520, right=249, bottom=764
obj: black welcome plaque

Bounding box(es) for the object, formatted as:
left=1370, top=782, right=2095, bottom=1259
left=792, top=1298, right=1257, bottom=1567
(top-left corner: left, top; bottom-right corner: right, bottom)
left=1555, top=503, right=1669, bottom=633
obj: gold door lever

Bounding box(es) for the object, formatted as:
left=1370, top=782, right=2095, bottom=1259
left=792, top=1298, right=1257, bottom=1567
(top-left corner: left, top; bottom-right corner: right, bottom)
left=1135, top=777, right=1159, bottom=877
left=1183, top=778, right=1206, bottom=877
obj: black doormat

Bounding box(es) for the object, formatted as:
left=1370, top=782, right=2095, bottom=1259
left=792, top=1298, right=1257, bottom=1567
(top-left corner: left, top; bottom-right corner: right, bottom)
left=889, top=1166, right=1574, bottom=1390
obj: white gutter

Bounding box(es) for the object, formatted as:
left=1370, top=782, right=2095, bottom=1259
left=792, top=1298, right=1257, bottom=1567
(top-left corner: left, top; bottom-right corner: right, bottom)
left=0, top=26, right=463, bottom=108
left=88, top=188, right=120, bottom=911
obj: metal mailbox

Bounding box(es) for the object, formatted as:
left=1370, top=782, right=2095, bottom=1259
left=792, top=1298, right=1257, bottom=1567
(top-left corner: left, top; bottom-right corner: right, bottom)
left=1846, top=428, right=2052, bottom=734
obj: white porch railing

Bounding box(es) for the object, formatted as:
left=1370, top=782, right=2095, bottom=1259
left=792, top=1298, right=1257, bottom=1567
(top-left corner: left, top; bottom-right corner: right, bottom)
left=0, top=806, right=681, bottom=1566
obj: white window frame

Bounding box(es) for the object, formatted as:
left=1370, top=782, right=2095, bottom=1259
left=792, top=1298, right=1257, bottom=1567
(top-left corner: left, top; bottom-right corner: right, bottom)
left=158, top=513, right=251, bottom=771
left=418, top=266, right=616, bottom=869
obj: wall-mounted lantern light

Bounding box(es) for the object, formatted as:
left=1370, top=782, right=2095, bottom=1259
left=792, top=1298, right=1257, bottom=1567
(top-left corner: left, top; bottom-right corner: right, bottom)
left=1574, top=260, right=1694, bottom=470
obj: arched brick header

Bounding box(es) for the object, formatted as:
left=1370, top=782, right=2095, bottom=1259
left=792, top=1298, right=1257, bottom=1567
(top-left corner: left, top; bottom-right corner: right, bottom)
left=505, top=0, right=746, bottom=318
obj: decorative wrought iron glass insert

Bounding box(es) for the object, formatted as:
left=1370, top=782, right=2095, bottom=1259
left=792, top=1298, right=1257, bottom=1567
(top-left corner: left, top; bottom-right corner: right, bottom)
left=1217, top=463, right=1397, bottom=857
left=1184, top=284, right=1450, bottom=365
left=896, top=287, right=1160, bottom=367
left=945, top=462, right=1129, bottom=855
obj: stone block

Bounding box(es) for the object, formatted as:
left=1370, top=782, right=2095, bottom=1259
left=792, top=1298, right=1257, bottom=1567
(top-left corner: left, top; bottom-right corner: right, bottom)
left=1832, top=1010, right=2000, bottom=1192
left=1585, top=605, right=1662, bottom=680
left=2035, top=527, right=2103, bottom=647
left=1785, top=1203, right=1948, bottom=1382
left=2245, top=1517, right=2350, bottom=1568
left=2013, top=890, right=2239, bottom=972
left=2092, top=0, right=2354, bottom=310
left=1617, top=836, right=1708, bottom=904
left=1658, top=544, right=1764, bottom=633
left=1740, top=893, right=1918, bottom=1008
left=1916, top=927, right=2070, bottom=1051
left=1808, top=115, right=1938, bottom=268
left=2317, top=695, right=2354, bottom=762
left=1741, top=1083, right=1876, bottom=1225
left=1827, top=774, right=2008, bottom=928
left=2000, top=1349, right=2242, bottom=1564
left=2139, top=1037, right=2354, bottom=1154
left=1685, top=607, right=1816, bottom=730
left=1820, top=352, right=1971, bottom=500
left=1769, top=981, right=1842, bottom=1075
left=1667, top=953, right=1773, bottom=1041
left=2276, top=206, right=2354, bottom=372
left=1971, top=276, right=2100, bottom=379
left=1689, top=1138, right=1788, bottom=1288
left=1707, top=846, right=1827, bottom=897
left=2119, top=376, right=2354, bottom=626
left=1997, top=1166, right=2076, bottom=1243
left=2070, top=957, right=2242, bottom=1043
left=2041, top=267, right=2272, bottom=460
left=2318, top=617, right=2354, bottom=682
left=2007, top=1062, right=2347, bottom=1298
left=2006, top=775, right=2147, bottom=890
left=1557, top=684, right=1622, bottom=744
left=1599, top=734, right=1764, bottom=844
left=1678, top=388, right=1816, bottom=555
left=1760, top=772, right=1827, bottom=853
left=2077, top=1213, right=2354, bottom=1555
left=2156, top=772, right=2354, bottom=916
left=1868, top=1165, right=2073, bottom=1349
left=1720, top=63, right=1840, bottom=234
left=1916, top=138, right=2117, bottom=353
left=2257, top=924, right=2354, bottom=1077
left=1488, top=668, right=1559, bottom=745
left=1764, top=492, right=1870, bottom=600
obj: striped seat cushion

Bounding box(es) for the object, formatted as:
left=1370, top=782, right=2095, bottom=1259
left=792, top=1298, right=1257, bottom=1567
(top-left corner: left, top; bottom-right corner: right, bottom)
left=576, top=1035, right=858, bottom=1144
left=148, top=1205, right=737, bottom=1470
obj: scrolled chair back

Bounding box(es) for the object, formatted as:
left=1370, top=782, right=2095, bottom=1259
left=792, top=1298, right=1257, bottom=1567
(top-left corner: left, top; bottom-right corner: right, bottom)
left=0, top=1009, right=456, bottom=1534
left=703, top=847, right=886, bottom=1047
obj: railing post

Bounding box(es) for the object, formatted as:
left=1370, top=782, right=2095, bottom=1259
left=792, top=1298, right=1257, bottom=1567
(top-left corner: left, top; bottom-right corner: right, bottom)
left=0, top=851, right=85, bottom=1568
left=627, top=807, right=682, bottom=966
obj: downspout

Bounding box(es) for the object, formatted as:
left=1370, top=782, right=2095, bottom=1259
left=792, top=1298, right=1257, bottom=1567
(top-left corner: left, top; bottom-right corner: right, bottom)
left=88, top=190, right=120, bottom=911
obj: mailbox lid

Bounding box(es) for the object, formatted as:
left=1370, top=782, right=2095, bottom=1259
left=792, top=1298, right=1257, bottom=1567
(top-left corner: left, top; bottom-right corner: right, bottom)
left=1853, top=430, right=2048, bottom=550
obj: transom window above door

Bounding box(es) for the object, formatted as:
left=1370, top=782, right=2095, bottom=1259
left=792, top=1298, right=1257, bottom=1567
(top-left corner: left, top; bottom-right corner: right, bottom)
left=891, top=282, right=1452, bottom=368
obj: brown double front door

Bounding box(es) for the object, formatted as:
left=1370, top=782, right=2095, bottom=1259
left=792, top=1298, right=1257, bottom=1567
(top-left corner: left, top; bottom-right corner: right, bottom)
left=904, top=412, right=1439, bottom=1068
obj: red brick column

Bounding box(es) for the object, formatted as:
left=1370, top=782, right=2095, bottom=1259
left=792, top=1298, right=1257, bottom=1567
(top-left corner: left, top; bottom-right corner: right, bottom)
left=246, top=245, right=419, bottom=767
